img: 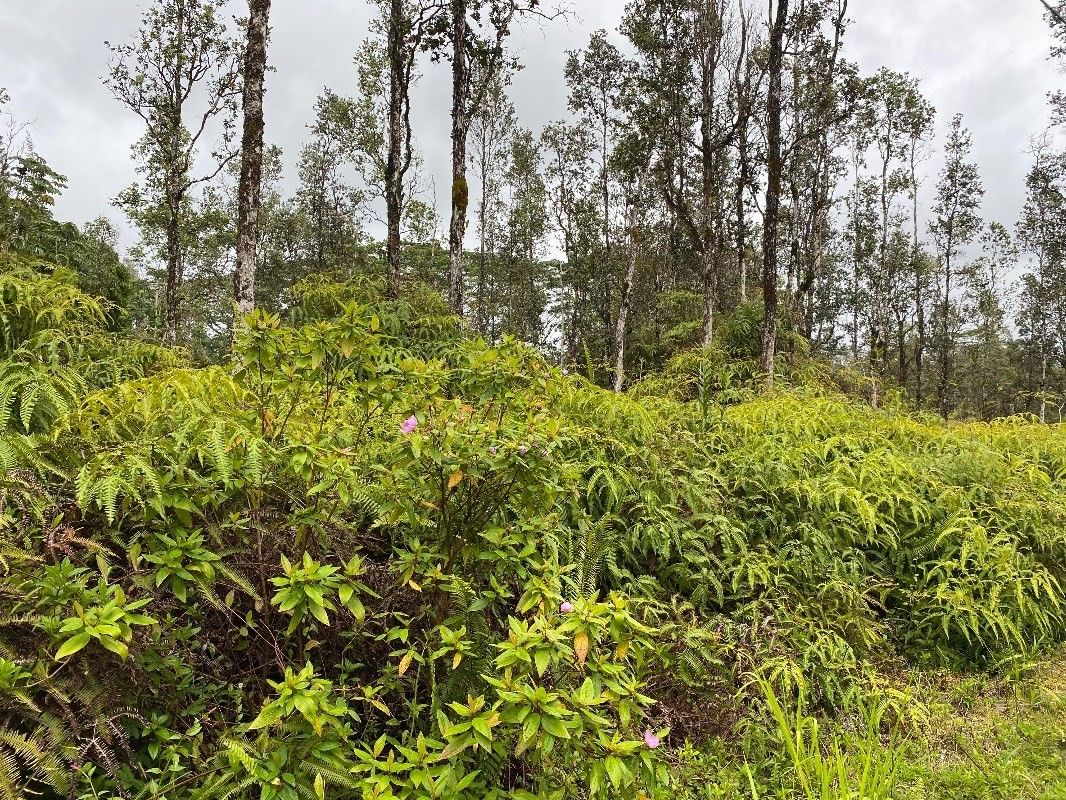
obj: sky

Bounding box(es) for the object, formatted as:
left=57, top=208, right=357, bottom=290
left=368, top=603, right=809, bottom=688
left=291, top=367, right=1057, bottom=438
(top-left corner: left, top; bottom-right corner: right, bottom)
left=0, top=0, right=1061, bottom=253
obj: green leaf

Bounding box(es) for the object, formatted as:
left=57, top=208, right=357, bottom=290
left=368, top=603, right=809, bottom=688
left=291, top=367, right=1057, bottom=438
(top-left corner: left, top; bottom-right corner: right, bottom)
left=55, top=632, right=91, bottom=660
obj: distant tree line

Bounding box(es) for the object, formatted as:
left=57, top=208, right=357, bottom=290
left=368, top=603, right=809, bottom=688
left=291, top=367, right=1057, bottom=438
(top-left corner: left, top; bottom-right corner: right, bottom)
left=3, top=0, right=1066, bottom=419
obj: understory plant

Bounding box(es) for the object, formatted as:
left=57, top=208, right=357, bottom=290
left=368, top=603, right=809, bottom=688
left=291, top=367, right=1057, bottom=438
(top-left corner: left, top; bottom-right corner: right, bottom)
left=3, top=269, right=1066, bottom=798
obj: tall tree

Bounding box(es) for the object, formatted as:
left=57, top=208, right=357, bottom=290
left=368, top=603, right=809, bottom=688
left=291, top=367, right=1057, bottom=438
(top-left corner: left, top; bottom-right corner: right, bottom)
left=760, top=0, right=789, bottom=385
left=929, top=113, right=983, bottom=416
left=862, top=68, right=932, bottom=403
left=106, top=0, right=241, bottom=344
left=611, top=133, right=652, bottom=391
left=782, top=0, right=851, bottom=341
left=234, top=0, right=272, bottom=325
left=1016, top=135, right=1066, bottom=421
left=445, top=0, right=542, bottom=316
left=470, top=74, right=517, bottom=334
left=906, top=89, right=936, bottom=406
left=565, top=31, right=626, bottom=291
left=381, top=0, right=440, bottom=297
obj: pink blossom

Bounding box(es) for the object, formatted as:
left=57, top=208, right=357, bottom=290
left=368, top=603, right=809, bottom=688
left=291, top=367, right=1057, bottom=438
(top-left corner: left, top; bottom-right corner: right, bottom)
left=489, top=446, right=497, bottom=455
left=562, top=368, right=569, bottom=376
left=518, top=445, right=528, bottom=455
left=401, top=416, right=418, bottom=434
left=643, top=729, right=660, bottom=749
left=560, top=601, right=573, bottom=613
left=540, top=449, right=548, bottom=458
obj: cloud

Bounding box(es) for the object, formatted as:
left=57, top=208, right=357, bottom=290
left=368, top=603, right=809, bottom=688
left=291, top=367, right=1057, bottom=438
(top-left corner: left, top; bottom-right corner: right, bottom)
left=0, top=0, right=1059, bottom=257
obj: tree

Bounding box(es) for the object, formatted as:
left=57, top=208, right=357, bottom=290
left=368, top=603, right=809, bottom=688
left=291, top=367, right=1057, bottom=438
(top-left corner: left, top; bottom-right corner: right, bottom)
left=234, top=0, right=272, bottom=326
left=862, top=68, right=933, bottom=402
left=541, top=121, right=599, bottom=366
left=611, top=134, right=652, bottom=391
left=378, top=0, right=441, bottom=297
left=1016, top=135, right=1066, bottom=420
left=781, top=0, right=851, bottom=344
left=444, top=0, right=547, bottom=316
left=960, top=222, right=1015, bottom=416
left=295, top=92, right=367, bottom=277
left=905, top=86, right=936, bottom=406
left=106, top=0, right=241, bottom=344
left=760, top=0, right=789, bottom=386
left=929, top=113, right=983, bottom=416
left=565, top=30, right=626, bottom=289
left=470, top=73, right=517, bottom=334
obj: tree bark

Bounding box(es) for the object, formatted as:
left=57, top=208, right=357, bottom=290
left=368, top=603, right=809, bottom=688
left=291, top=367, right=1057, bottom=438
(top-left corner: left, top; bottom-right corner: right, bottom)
left=736, top=121, right=749, bottom=304
left=234, top=0, right=272, bottom=326
left=938, top=246, right=952, bottom=417
left=911, top=145, right=925, bottom=407
left=163, top=0, right=187, bottom=345
left=164, top=184, right=183, bottom=344
left=448, top=0, right=469, bottom=316
left=760, top=0, right=788, bottom=387
left=385, top=0, right=406, bottom=299
left=613, top=181, right=644, bottom=392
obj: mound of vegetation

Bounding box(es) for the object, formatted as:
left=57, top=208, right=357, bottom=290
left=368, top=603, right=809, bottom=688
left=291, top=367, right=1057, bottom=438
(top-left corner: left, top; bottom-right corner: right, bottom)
left=3, top=267, right=1066, bottom=799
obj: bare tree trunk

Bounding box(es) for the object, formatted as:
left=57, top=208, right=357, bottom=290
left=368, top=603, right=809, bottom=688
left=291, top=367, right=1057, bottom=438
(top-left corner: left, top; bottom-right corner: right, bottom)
left=163, top=0, right=186, bottom=345
left=700, top=127, right=717, bottom=349
left=164, top=185, right=182, bottom=344
left=736, top=122, right=748, bottom=304
left=614, top=188, right=643, bottom=392
left=448, top=0, right=469, bottom=316
left=938, top=248, right=952, bottom=417
left=234, top=0, right=272, bottom=325
left=760, top=0, right=788, bottom=387
left=385, top=0, right=405, bottom=299
left=912, top=146, right=925, bottom=407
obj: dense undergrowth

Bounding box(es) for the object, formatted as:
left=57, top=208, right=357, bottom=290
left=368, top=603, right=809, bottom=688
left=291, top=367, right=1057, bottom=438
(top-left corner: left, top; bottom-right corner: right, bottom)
left=3, top=262, right=1066, bottom=798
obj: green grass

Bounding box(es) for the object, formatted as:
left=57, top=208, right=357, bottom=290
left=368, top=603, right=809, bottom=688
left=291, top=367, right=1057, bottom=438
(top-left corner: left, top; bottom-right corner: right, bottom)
left=896, top=655, right=1066, bottom=799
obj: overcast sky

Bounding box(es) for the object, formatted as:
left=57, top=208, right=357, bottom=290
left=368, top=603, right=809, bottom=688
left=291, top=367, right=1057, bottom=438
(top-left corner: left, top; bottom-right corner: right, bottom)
left=0, top=0, right=1060, bottom=252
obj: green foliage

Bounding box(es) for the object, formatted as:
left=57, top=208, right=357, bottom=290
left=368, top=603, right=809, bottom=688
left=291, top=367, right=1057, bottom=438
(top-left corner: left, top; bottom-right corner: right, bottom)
left=5, top=273, right=1066, bottom=798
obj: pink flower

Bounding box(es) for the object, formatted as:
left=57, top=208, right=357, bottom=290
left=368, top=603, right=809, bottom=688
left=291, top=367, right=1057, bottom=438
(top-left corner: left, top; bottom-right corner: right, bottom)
left=560, top=601, right=573, bottom=613
left=562, top=368, right=569, bottom=376
left=401, top=416, right=418, bottom=434
left=643, top=729, right=660, bottom=749
left=518, top=445, right=528, bottom=455
left=540, top=449, right=548, bottom=458
left=489, top=446, right=497, bottom=455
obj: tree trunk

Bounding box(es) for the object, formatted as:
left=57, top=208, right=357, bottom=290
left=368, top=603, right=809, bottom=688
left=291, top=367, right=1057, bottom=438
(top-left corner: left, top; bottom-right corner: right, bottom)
left=614, top=187, right=643, bottom=392
left=164, top=0, right=186, bottom=346
left=385, top=0, right=405, bottom=299
left=164, top=185, right=182, bottom=344
left=234, top=0, right=272, bottom=326
left=938, top=248, right=952, bottom=417
left=760, top=0, right=788, bottom=387
left=912, top=148, right=924, bottom=407
left=736, top=121, right=748, bottom=304
left=448, top=0, right=469, bottom=316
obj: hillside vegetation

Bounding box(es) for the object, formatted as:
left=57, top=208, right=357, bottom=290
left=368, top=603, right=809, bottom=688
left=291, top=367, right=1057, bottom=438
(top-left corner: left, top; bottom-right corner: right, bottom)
left=3, top=264, right=1066, bottom=799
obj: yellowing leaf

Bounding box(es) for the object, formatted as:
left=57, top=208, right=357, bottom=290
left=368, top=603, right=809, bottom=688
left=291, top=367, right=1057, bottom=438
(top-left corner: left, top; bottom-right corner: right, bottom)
left=398, top=651, right=413, bottom=676
left=448, top=470, right=464, bottom=489
left=574, top=630, right=590, bottom=667
left=615, top=640, right=630, bottom=660
left=452, top=651, right=463, bottom=670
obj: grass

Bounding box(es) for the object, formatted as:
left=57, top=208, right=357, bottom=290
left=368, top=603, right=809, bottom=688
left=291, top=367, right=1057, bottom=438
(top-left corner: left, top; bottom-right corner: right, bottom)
left=896, top=654, right=1066, bottom=799
left=669, top=652, right=1066, bottom=799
